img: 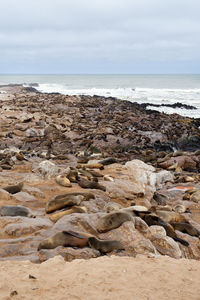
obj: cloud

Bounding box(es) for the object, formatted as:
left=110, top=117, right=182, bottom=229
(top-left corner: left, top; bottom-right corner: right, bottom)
left=0, top=0, right=200, bottom=73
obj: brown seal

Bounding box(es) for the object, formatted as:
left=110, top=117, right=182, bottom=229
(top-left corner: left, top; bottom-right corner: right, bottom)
left=105, top=202, right=123, bottom=213
left=135, top=212, right=189, bottom=247
left=3, top=182, right=24, bottom=194
left=88, top=236, right=124, bottom=253
left=67, top=169, right=79, bottom=183
left=46, top=192, right=94, bottom=213
left=97, top=211, right=134, bottom=233
left=38, top=230, right=92, bottom=250
left=77, top=163, right=104, bottom=170
left=49, top=206, right=87, bottom=223
left=170, top=222, right=200, bottom=237
left=149, top=208, right=188, bottom=224
left=78, top=178, right=106, bottom=191
left=55, top=175, right=72, bottom=187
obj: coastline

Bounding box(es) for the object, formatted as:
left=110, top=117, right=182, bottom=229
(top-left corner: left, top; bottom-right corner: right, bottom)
left=0, top=84, right=200, bottom=298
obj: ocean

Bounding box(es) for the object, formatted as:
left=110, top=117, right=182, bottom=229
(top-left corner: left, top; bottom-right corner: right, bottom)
left=0, top=74, right=200, bottom=118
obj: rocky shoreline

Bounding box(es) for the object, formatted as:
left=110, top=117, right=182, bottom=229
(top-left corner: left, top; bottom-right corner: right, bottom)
left=0, top=84, right=200, bottom=263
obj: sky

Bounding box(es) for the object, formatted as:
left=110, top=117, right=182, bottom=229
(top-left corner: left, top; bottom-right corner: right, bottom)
left=0, top=0, right=200, bottom=74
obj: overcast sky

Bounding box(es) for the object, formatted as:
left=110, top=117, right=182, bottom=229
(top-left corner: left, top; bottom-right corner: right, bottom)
left=0, top=0, right=200, bottom=74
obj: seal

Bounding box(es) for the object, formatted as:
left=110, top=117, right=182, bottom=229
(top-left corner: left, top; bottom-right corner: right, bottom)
left=88, top=236, right=124, bottom=253
left=56, top=175, right=72, bottom=187
left=149, top=208, right=188, bottom=224
left=99, top=157, right=117, bottom=165
left=3, top=182, right=24, bottom=194
left=46, top=192, right=94, bottom=213
left=38, top=230, right=92, bottom=250
left=105, top=202, right=123, bottom=213
left=97, top=211, right=134, bottom=233
left=87, top=169, right=103, bottom=178
left=135, top=212, right=189, bottom=246
left=170, top=222, right=200, bottom=237
left=67, top=169, right=79, bottom=183
left=122, top=205, right=148, bottom=212
left=0, top=205, right=33, bottom=217
left=78, top=178, right=106, bottom=191
left=173, top=204, right=190, bottom=214
left=78, top=169, right=95, bottom=181
left=49, top=206, right=87, bottom=223
left=77, top=163, right=104, bottom=170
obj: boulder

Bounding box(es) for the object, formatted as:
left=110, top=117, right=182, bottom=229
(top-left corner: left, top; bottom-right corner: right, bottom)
left=99, top=221, right=157, bottom=257
left=104, top=160, right=157, bottom=201
left=151, top=234, right=182, bottom=259
left=190, top=190, right=200, bottom=203
left=1, top=217, right=52, bottom=237
left=37, top=161, right=60, bottom=179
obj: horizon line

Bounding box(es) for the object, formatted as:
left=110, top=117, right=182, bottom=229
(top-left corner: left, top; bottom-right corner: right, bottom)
left=0, top=73, right=200, bottom=76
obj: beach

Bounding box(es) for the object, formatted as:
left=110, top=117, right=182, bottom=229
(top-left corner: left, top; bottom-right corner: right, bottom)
left=0, top=84, right=200, bottom=299
left=1, top=255, right=200, bottom=300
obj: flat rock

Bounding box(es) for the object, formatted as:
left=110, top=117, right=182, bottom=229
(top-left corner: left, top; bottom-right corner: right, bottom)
left=38, top=246, right=100, bottom=263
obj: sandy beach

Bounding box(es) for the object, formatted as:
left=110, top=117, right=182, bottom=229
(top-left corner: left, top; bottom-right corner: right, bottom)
left=1, top=255, right=200, bottom=300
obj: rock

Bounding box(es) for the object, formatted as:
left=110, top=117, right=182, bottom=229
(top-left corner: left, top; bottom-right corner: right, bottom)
left=134, top=217, right=152, bottom=239
left=1, top=217, right=52, bottom=237
left=156, top=170, right=174, bottom=188
left=104, top=160, right=157, bottom=201
left=37, top=161, right=60, bottom=179
left=153, top=192, right=168, bottom=206
left=38, top=246, right=100, bottom=263
left=159, top=155, right=198, bottom=171
left=82, top=191, right=111, bottom=213
left=48, top=213, right=104, bottom=237
left=0, top=189, right=14, bottom=201
left=14, top=192, right=38, bottom=203
left=149, top=225, right=167, bottom=237
left=151, top=234, right=182, bottom=259
left=100, top=221, right=157, bottom=257
left=190, top=190, right=200, bottom=203
left=176, top=231, right=200, bottom=260
left=23, top=185, right=45, bottom=198
left=18, top=112, right=33, bottom=122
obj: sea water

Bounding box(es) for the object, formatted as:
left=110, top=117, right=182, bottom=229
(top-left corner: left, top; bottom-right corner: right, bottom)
left=0, top=74, right=199, bottom=118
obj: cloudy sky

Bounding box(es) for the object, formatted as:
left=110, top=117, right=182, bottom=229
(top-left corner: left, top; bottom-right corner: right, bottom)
left=0, top=0, right=200, bottom=74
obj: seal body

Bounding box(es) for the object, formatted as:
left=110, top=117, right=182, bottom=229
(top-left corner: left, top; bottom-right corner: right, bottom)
left=150, top=209, right=188, bottom=224
left=0, top=205, right=32, bottom=217
left=142, top=214, right=189, bottom=247
left=38, top=230, right=92, bottom=250
left=88, top=236, right=124, bottom=253
left=171, top=222, right=200, bottom=237
left=3, top=182, right=24, bottom=194
left=46, top=192, right=94, bottom=213
left=97, top=211, right=133, bottom=232
left=56, top=175, right=72, bottom=187
left=78, top=178, right=106, bottom=191
left=49, top=206, right=87, bottom=222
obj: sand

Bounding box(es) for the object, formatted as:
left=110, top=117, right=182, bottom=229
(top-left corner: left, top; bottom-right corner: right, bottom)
left=1, top=255, right=200, bottom=300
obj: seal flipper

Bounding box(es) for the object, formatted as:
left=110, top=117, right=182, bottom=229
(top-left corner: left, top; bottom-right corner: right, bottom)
left=173, top=237, right=189, bottom=247
left=62, top=230, right=85, bottom=239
